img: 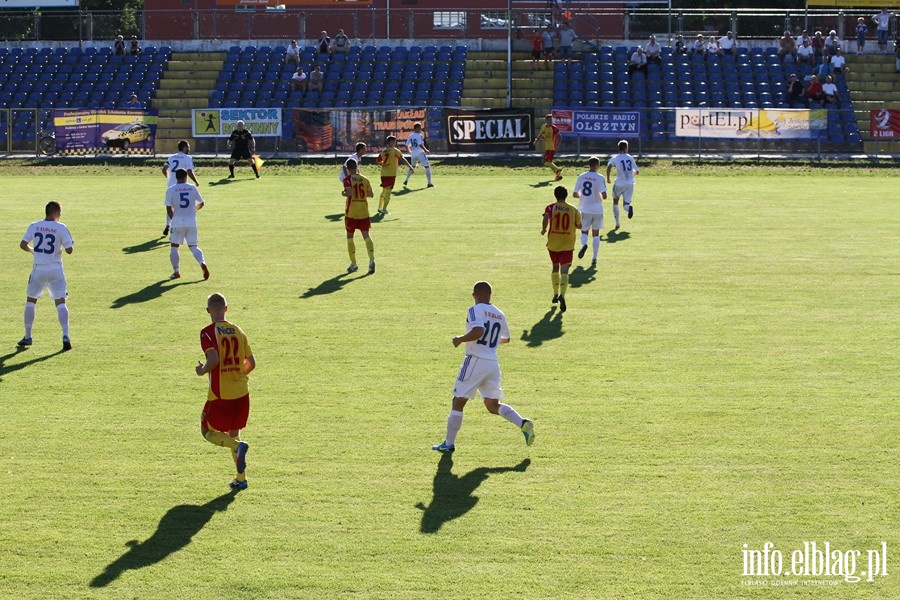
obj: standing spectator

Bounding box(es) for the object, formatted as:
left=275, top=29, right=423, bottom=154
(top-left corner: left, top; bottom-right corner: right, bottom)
left=125, top=93, right=143, bottom=109
left=290, top=67, right=307, bottom=92
left=804, top=74, right=824, bottom=106
left=129, top=36, right=140, bottom=56
left=329, top=29, right=350, bottom=57
left=556, top=22, right=577, bottom=66
left=541, top=26, right=556, bottom=65
left=821, top=75, right=839, bottom=105
left=787, top=73, right=804, bottom=105
left=831, top=47, right=847, bottom=74
left=628, top=46, right=648, bottom=78
left=825, top=30, right=841, bottom=56
left=856, top=17, right=868, bottom=54
left=317, top=31, right=331, bottom=55
left=812, top=31, right=825, bottom=58
left=778, top=31, right=797, bottom=61
left=308, top=65, right=323, bottom=95
left=705, top=36, right=720, bottom=57
left=645, top=35, right=662, bottom=63
left=674, top=34, right=686, bottom=55
left=816, top=54, right=834, bottom=81
left=285, top=40, right=300, bottom=65
left=530, top=30, right=544, bottom=70
left=114, top=35, right=126, bottom=57
left=896, top=30, right=900, bottom=72
left=797, top=38, right=816, bottom=65
left=872, top=8, right=893, bottom=55
left=688, top=34, right=705, bottom=56
left=718, top=31, right=737, bottom=57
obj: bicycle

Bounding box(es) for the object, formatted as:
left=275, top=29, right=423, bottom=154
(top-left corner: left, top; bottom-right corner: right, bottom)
left=38, top=127, right=57, bottom=155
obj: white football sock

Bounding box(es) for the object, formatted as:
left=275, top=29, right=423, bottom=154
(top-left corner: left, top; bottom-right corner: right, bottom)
left=189, top=245, right=205, bottom=265
left=56, top=303, right=69, bottom=337
left=592, top=235, right=601, bottom=259
left=498, top=403, right=524, bottom=428
left=24, top=302, right=36, bottom=337
left=170, top=246, right=180, bottom=272
left=404, top=168, right=413, bottom=184
left=581, top=232, right=588, bottom=246
left=613, top=205, right=620, bottom=225
left=445, top=410, right=464, bottom=446
left=425, top=167, right=432, bottom=184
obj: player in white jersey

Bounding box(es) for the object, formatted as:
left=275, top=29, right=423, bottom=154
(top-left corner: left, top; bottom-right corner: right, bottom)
left=161, top=140, right=200, bottom=237
left=606, top=140, right=639, bottom=230
left=339, top=142, right=367, bottom=188
left=432, top=281, right=535, bottom=453
left=165, top=169, right=209, bottom=281
left=402, top=122, right=434, bottom=188
left=18, top=201, right=75, bottom=351
left=573, top=156, right=609, bottom=266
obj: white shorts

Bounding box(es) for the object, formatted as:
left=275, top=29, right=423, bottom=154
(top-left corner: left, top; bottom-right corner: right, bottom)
left=170, top=226, right=199, bottom=246
left=410, top=152, right=430, bottom=168
left=612, top=182, right=635, bottom=204
left=452, top=355, right=504, bottom=400
left=581, top=211, right=604, bottom=231
left=27, top=263, right=67, bottom=300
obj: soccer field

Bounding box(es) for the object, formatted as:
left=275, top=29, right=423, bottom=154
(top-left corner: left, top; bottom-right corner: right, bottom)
left=1, top=160, right=898, bottom=599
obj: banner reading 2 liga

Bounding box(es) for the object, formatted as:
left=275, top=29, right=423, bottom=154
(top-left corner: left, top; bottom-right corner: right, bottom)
left=192, top=108, right=282, bottom=138
left=870, top=109, right=900, bottom=139
left=675, top=108, right=827, bottom=139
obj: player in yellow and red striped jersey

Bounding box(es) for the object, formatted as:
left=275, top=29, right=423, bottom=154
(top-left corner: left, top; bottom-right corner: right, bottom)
left=375, top=135, right=413, bottom=215
left=534, top=114, right=563, bottom=181
left=540, top=186, right=581, bottom=313
left=342, top=158, right=376, bottom=274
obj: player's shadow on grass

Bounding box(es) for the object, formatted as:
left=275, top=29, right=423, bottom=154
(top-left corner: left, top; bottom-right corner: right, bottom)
left=324, top=213, right=344, bottom=222
left=392, top=187, right=415, bottom=196
left=0, top=347, right=65, bottom=381
left=111, top=279, right=203, bottom=309
left=520, top=307, right=564, bottom=347
left=416, top=453, right=530, bottom=534
left=605, top=229, right=631, bottom=243
left=121, top=238, right=168, bottom=254
left=207, top=178, right=243, bottom=187
left=300, top=272, right=367, bottom=299
left=568, top=264, right=596, bottom=289
left=529, top=181, right=552, bottom=189
left=89, top=490, right=238, bottom=588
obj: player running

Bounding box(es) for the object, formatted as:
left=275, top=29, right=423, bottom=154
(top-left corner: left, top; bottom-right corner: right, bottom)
left=573, top=157, right=608, bottom=266
left=165, top=169, right=209, bottom=281
left=342, top=158, right=376, bottom=275
left=606, top=140, right=639, bottom=230
left=402, top=122, right=434, bottom=188
left=534, top=113, right=562, bottom=181
left=161, top=140, right=200, bottom=237
left=339, top=142, right=367, bottom=190
left=541, top=186, right=581, bottom=313
left=376, top=135, right=413, bottom=215
left=432, top=281, right=534, bottom=453
left=227, top=120, right=259, bottom=179
left=18, top=201, right=75, bottom=351
left=196, top=292, right=256, bottom=490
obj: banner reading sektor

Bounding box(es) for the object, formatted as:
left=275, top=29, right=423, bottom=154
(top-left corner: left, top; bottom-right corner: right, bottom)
left=192, top=108, right=282, bottom=138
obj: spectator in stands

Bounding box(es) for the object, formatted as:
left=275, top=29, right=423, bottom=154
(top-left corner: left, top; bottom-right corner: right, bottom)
left=856, top=17, right=868, bottom=55
left=816, top=54, right=834, bottom=80
left=778, top=32, right=797, bottom=61
left=645, top=35, right=662, bottom=64
left=804, top=74, right=824, bottom=105
left=308, top=65, right=324, bottom=94
left=812, top=31, right=826, bottom=58
left=798, top=30, right=812, bottom=48
left=628, top=46, right=648, bottom=78
left=797, top=38, right=815, bottom=65
left=330, top=29, right=350, bottom=57
left=705, top=36, right=720, bottom=57
left=114, top=35, right=126, bottom=57
left=831, top=47, right=847, bottom=73
left=688, top=34, right=705, bottom=56
left=541, top=26, right=556, bottom=64
left=317, top=31, right=331, bottom=55
left=530, top=30, right=544, bottom=70
left=821, top=75, right=839, bottom=105
left=291, top=67, right=308, bottom=92
left=125, top=93, right=143, bottom=109
left=674, top=34, right=686, bottom=55
left=872, top=8, right=893, bottom=55
left=718, top=31, right=737, bottom=57
left=285, top=40, right=300, bottom=65
left=825, top=30, right=841, bottom=56
left=556, top=22, right=577, bottom=66
left=895, top=30, right=900, bottom=72
left=129, top=35, right=140, bottom=56
left=787, top=73, right=804, bottom=105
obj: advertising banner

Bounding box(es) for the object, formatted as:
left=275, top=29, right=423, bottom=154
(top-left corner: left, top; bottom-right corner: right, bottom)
left=444, top=108, right=535, bottom=152
left=290, top=107, right=430, bottom=153
left=675, top=108, right=827, bottom=139
left=870, top=109, right=900, bottom=139
left=53, top=108, right=158, bottom=155
left=552, top=108, right=641, bottom=138
left=192, top=108, right=282, bottom=138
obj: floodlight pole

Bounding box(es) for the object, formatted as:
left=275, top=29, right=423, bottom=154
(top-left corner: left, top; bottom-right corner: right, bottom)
left=507, top=0, right=513, bottom=108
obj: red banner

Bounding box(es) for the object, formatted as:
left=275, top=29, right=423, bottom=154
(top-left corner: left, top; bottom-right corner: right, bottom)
left=870, top=109, right=900, bottom=139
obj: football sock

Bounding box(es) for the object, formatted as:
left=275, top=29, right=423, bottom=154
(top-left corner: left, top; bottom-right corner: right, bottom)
left=404, top=168, right=413, bottom=184
left=560, top=274, right=569, bottom=297
left=230, top=448, right=246, bottom=480
left=364, top=237, right=374, bottom=261
left=189, top=245, right=205, bottom=265
left=251, top=163, right=259, bottom=175
left=546, top=161, right=557, bottom=173
left=551, top=272, right=560, bottom=295
left=347, top=238, right=356, bottom=263
left=613, top=205, right=620, bottom=225
left=498, top=403, right=524, bottom=428
left=228, top=164, right=234, bottom=177
left=24, top=302, right=35, bottom=337
left=425, top=167, right=432, bottom=184
left=382, top=189, right=393, bottom=210
left=204, top=429, right=238, bottom=450
left=170, top=246, right=180, bottom=272
left=581, top=232, right=588, bottom=246
left=378, top=189, right=387, bottom=210
left=445, top=410, right=464, bottom=446
left=56, top=304, right=69, bottom=337
left=592, top=235, right=601, bottom=259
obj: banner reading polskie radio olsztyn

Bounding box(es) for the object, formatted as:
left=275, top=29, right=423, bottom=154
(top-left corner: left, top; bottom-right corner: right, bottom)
left=444, top=108, right=535, bottom=152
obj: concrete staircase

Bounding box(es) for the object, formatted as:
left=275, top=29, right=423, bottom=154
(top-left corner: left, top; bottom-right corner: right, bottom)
left=844, top=53, right=900, bottom=154
left=461, top=51, right=553, bottom=112
left=152, top=51, right=225, bottom=155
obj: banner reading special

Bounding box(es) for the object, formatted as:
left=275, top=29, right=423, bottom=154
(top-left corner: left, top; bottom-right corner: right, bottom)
left=675, top=108, right=827, bottom=139
left=551, top=108, right=642, bottom=138
left=53, top=108, right=158, bottom=155
left=192, top=108, right=282, bottom=138
left=870, top=109, right=900, bottom=139
left=444, top=108, right=535, bottom=152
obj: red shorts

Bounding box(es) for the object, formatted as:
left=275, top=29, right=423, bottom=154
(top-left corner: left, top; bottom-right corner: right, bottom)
left=345, top=217, right=371, bottom=233
left=380, top=176, right=396, bottom=189
left=548, top=249, right=573, bottom=265
left=201, top=395, right=250, bottom=432
left=543, top=150, right=556, bottom=163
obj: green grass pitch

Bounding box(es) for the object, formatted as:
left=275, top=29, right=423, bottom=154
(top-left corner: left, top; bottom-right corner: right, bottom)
left=0, top=160, right=898, bottom=599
